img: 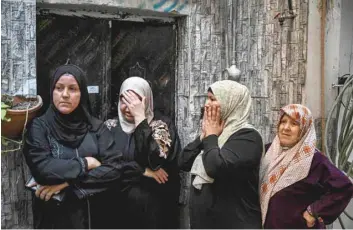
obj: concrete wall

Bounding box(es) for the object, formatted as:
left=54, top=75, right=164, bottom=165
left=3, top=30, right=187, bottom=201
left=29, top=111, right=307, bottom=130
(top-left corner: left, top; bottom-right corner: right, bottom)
left=304, top=0, right=321, bottom=119
left=324, top=0, right=341, bottom=116
left=339, top=0, right=353, bottom=78
left=304, top=0, right=326, bottom=149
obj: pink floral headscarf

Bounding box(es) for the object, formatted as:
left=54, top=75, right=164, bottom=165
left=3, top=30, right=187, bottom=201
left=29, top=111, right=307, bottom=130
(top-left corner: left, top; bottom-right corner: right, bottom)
left=259, top=104, right=317, bottom=225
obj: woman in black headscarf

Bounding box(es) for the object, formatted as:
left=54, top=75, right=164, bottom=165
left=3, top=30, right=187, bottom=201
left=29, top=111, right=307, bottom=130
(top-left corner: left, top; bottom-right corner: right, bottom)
left=23, top=64, right=124, bottom=229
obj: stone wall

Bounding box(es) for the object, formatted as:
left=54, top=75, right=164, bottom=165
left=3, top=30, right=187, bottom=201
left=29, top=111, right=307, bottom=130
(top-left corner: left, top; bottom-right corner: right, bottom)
left=234, top=0, right=308, bottom=141
left=175, top=1, right=226, bottom=226
left=1, top=0, right=36, bottom=228
left=176, top=0, right=308, bottom=158
left=1, top=0, right=37, bottom=96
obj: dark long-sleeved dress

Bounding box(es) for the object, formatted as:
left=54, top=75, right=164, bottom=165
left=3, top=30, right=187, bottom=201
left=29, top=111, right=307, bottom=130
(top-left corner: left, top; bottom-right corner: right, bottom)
left=108, top=115, right=181, bottom=229
left=263, top=144, right=353, bottom=229
left=179, top=128, right=263, bottom=229
left=23, top=117, right=124, bottom=229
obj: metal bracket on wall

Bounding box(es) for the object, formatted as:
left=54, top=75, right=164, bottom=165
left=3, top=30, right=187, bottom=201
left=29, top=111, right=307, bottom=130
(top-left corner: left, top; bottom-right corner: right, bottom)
left=274, top=11, right=297, bottom=26
left=274, top=0, right=297, bottom=26
left=332, top=83, right=345, bottom=88
left=332, top=74, right=353, bottom=88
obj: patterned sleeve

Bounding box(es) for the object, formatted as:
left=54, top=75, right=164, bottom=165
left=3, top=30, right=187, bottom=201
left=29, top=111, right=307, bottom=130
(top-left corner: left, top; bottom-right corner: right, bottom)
left=104, top=119, right=118, bottom=131
left=133, top=118, right=180, bottom=170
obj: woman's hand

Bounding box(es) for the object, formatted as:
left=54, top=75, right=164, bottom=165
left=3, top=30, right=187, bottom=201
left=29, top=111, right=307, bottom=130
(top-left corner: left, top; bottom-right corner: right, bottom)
left=203, top=104, right=225, bottom=137
left=85, top=157, right=101, bottom=170
left=143, top=168, right=168, bottom=184
left=35, top=182, right=69, bottom=201
left=200, top=112, right=206, bottom=140
left=121, top=90, right=146, bottom=125
left=303, top=210, right=316, bottom=228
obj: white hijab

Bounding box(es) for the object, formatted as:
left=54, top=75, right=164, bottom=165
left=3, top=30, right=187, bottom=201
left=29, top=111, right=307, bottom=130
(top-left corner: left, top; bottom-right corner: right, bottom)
left=118, top=76, right=154, bottom=134
left=191, top=80, right=262, bottom=189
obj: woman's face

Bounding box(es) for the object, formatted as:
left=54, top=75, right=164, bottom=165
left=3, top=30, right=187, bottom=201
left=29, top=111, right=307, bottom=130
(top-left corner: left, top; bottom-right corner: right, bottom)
left=278, top=114, right=301, bottom=147
left=52, top=74, right=81, bottom=115
left=206, top=91, right=220, bottom=107
left=119, top=90, right=142, bottom=122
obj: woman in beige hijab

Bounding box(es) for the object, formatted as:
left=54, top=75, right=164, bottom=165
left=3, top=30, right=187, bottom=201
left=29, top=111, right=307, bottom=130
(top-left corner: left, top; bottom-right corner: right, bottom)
left=105, top=77, right=181, bottom=228
left=179, top=80, right=263, bottom=229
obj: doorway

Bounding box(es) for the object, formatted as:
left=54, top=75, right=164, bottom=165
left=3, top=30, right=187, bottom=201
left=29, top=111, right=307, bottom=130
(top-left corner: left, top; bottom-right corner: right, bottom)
left=109, top=20, right=176, bottom=119
left=36, top=13, right=176, bottom=121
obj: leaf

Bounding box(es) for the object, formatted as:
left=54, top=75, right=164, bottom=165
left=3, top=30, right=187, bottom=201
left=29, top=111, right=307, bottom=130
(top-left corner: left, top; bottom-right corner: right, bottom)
left=1, top=102, right=11, bottom=122
left=1, top=137, right=9, bottom=146
left=1, top=102, right=10, bottom=109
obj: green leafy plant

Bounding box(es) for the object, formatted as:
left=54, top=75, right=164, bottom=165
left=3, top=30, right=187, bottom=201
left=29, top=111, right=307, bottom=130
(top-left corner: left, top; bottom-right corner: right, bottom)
left=2, top=101, right=13, bottom=147
left=1, top=95, right=21, bottom=151
left=1, top=101, right=11, bottom=122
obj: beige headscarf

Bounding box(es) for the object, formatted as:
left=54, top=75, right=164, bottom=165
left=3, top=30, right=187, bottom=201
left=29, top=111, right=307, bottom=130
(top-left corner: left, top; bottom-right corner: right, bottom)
left=118, top=76, right=154, bottom=134
left=259, top=104, right=316, bottom=225
left=191, top=80, right=261, bottom=189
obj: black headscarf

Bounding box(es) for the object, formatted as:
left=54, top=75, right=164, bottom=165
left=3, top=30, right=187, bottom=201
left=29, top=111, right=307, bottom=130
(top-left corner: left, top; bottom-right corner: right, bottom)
left=43, top=64, right=102, bottom=148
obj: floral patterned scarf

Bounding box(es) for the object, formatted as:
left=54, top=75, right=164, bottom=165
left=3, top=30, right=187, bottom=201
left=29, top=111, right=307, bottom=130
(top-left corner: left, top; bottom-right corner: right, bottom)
left=259, top=104, right=317, bottom=225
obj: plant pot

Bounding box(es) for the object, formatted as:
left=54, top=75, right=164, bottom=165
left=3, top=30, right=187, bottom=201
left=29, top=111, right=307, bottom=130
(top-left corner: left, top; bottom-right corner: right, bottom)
left=1, top=95, right=43, bottom=139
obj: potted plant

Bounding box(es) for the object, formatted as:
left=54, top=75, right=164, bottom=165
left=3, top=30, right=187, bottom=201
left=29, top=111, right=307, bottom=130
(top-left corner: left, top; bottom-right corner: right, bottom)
left=1, top=94, right=43, bottom=139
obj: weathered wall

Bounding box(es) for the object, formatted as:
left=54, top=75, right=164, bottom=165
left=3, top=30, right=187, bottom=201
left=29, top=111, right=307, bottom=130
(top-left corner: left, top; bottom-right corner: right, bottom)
left=1, top=0, right=36, bottom=229
left=175, top=1, right=226, bottom=226
left=304, top=0, right=324, bottom=150
left=37, top=0, right=190, bottom=16
left=324, top=0, right=353, bottom=228
left=1, top=0, right=37, bottom=96
left=175, top=0, right=308, bottom=227
left=338, top=0, right=353, bottom=79
left=176, top=0, right=308, bottom=148
left=1, top=145, right=33, bottom=229
left=324, top=0, right=341, bottom=116
left=234, top=0, right=308, bottom=142
left=304, top=0, right=321, bottom=119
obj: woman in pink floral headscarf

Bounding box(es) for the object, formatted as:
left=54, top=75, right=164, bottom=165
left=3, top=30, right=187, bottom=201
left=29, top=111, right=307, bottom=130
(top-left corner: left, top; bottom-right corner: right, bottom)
left=259, top=104, right=353, bottom=229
